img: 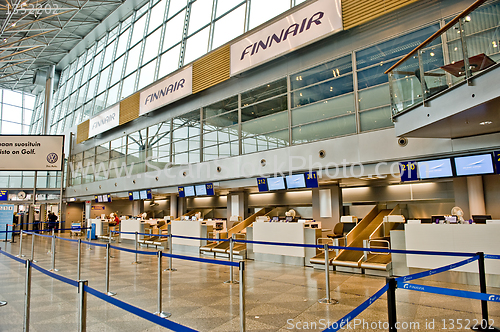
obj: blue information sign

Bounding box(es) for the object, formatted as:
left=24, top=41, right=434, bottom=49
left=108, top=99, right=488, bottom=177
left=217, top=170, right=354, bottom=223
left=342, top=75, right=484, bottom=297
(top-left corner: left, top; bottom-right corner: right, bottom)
left=0, top=204, right=14, bottom=240
left=206, top=183, right=214, bottom=196
left=305, top=172, right=319, bottom=188
left=0, top=190, right=8, bottom=201
left=494, top=151, right=500, bottom=174
left=399, top=161, right=419, bottom=182
left=178, top=187, right=185, bottom=198
left=257, top=178, right=268, bottom=192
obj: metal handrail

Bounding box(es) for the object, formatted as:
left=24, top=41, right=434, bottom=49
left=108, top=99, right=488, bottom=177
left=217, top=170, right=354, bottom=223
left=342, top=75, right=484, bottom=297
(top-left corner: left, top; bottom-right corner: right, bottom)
left=385, top=0, right=488, bottom=74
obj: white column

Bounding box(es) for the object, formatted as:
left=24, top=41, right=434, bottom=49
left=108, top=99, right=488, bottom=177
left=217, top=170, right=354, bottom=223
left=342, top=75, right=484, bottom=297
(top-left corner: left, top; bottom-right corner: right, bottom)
left=169, top=194, right=177, bottom=219
left=467, top=176, right=486, bottom=216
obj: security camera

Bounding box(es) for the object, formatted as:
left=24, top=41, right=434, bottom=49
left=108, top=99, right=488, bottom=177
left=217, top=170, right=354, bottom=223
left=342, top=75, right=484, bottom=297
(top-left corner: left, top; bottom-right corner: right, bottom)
left=397, top=137, right=408, bottom=147
left=319, top=150, right=326, bottom=158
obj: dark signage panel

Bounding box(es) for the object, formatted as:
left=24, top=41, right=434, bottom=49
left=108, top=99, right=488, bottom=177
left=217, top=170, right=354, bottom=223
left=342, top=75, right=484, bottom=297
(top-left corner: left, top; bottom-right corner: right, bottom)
left=305, top=172, right=319, bottom=188
left=257, top=178, right=268, bottom=192
left=494, top=151, right=500, bottom=174
left=178, top=187, right=185, bottom=198
left=206, top=183, right=214, bottom=196
left=128, top=191, right=134, bottom=200
left=399, top=161, right=419, bottom=182
left=0, top=190, right=8, bottom=201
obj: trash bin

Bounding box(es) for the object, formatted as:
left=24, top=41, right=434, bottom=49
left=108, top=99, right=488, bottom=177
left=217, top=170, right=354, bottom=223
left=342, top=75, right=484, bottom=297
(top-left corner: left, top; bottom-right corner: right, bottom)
left=87, top=223, right=96, bottom=240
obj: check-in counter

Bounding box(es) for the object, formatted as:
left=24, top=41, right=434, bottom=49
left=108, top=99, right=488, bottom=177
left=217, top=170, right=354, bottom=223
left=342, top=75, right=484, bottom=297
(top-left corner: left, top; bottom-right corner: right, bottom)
left=252, top=222, right=321, bottom=266
left=404, top=224, right=500, bottom=275
left=89, top=218, right=108, bottom=237
left=120, top=219, right=149, bottom=241
left=171, top=220, right=209, bottom=254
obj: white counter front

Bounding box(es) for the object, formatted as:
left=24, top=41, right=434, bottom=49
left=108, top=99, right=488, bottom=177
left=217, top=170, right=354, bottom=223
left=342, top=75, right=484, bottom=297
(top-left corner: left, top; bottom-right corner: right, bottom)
left=171, top=221, right=204, bottom=249
left=120, top=219, right=148, bottom=240
left=405, top=224, right=500, bottom=275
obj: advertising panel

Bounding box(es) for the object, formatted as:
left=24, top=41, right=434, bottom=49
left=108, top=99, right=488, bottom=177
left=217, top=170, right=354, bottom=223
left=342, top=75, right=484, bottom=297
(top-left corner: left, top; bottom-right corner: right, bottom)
left=88, top=104, right=120, bottom=138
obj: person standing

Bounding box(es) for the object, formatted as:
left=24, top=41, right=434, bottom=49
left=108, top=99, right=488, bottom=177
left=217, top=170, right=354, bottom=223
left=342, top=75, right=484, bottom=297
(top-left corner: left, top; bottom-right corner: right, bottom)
left=48, top=212, right=58, bottom=231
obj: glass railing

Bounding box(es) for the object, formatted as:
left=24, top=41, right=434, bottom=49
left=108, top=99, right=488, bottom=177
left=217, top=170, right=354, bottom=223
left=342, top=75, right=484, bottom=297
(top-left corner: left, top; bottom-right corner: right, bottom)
left=386, top=0, right=500, bottom=116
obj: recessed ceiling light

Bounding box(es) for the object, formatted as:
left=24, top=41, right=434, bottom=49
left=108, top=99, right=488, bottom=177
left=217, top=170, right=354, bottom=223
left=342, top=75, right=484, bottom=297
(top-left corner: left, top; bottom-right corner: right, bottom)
left=479, top=121, right=492, bottom=125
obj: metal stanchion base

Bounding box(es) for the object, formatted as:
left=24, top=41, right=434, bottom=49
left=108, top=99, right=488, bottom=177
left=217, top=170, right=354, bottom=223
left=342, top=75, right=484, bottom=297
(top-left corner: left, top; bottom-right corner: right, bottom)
left=154, top=311, right=172, bottom=318
left=105, top=256, right=115, bottom=259
left=164, top=268, right=176, bottom=271
left=106, top=292, right=117, bottom=296
left=132, top=261, right=142, bottom=264
left=223, top=280, right=239, bottom=284
left=0, top=301, right=7, bottom=306
left=16, top=254, right=25, bottom=257
left=318, top=298, right=339, bottom=305
left=32, top=260, right=37, bottom=263
left=49, top=269, right=60, bottom=272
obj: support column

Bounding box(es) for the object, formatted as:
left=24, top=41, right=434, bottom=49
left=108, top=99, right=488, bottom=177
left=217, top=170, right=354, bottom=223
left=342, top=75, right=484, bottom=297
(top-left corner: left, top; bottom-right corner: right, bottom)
left=227, top=191, right=249, bottom=228
left=453, top=177, right=470, bottom=220
left=84, top=201, right=91, bottom=228
left=312, top=184, right=342, bottom=231
left=132, top=200, right=144, bottom=217
left=467, top=176, right=486, bottom=216
left=169, top=194, right=178, bottom=219
left=43, top=65, right=55, bottom=135
left=177, top=197, right=187, bottom=217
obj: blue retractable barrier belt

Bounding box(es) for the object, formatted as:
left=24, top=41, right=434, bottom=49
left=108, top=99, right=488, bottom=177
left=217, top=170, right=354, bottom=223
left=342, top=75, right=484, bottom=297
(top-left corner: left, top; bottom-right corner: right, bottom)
left=323, top=284, right=389, bottom=332
left=161, top=252, right=239, bottom=267
left=31, top=262, right=78, bottom=287
left=56, top=237, right=80, bottom=243
left=485, top=254, right=500, bottom=260
left=0, top=248, right=27, bottom=264
left=84, top=285, right=198, bottom=331
left=233, top=238, right=319, bottom=248
left=398, top=282, right=500, bottom=303
left=172, top=234, right=229, bottom=242
left=396, top=255, right=478, bottom=282
left=109, top=245, right=156, bottom=255
left=80, top=240, right=107, bottom=247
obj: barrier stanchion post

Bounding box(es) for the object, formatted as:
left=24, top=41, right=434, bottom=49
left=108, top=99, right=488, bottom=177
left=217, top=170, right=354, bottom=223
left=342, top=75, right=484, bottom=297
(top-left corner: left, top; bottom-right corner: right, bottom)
left=47, top=229, right=54, bottom=254
left=77, top=239, right=82, bottom=280
left=30, top=233, right=37, bottom=263
left=154, top=251, right=171, bottom=318
left=106, top=232, right=114, bottom=259
left=24, top=259, right=32, bottom=332
left=164, top=234, right=176, bottom=271
left=50, top=230, right=59, bottom=272
left=11, top=224, right=15, bottom=243
left=105, top=243, right=116, bottom=296
left=224, top=234, right=238, bottom=284
left=239, top=261, right=246, bottom=332
left=78, top=280, right=87, bottom=332
left=0, top=300, right=6, bottom=306
left=386, top=277, right=398, bottom=332
left=319, top=244, right=338, bottom=304
left=17, top=230, right=25, bottom=257
left=132, top=232, right=141, bottom=265
left=474, top=252, right=499, bottom=331
left=4, top=224, right=7, bottom=243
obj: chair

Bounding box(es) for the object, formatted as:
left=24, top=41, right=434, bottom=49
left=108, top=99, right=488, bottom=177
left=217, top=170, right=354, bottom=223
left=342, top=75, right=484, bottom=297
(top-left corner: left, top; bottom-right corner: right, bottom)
left=327, top=222, right=344, bottom=239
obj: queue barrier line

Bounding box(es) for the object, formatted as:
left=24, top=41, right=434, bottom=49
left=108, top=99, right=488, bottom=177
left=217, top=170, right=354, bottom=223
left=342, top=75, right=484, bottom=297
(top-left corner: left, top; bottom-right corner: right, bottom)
left=323, top=284, right=389, bottom=332
left=80, top=240, right=107, bottom=248
left=0, top=247, right=26, bottom=264
left=109, top=245, right=156, bottom=256
left=395, top=255, right=479, bottom=282
left=485, top=254, right=500, bottom=260
left=171, top=234, right=230, bottom=242
left=31, top=262, right=78, bottom=287
left=83, top=285, right=198, bottom=332
left=161, top=252, right=240, bottom=267
left=55, top=236, right=81, bottom=243
left=397, top=282, right=500, bottom=303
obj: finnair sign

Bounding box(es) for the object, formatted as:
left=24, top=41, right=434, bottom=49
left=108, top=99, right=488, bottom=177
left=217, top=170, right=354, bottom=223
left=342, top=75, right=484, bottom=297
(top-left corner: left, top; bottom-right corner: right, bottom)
left=230, top=0, right=343, bottom=76
left=140, top=66, right=193, bottom=116
left=89, top=104, right=119, bottom=137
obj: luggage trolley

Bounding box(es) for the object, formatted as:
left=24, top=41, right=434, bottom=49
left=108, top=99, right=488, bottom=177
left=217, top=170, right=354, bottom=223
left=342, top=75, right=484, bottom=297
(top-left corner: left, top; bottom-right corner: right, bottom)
left=71, top=222, right=83, bottom=236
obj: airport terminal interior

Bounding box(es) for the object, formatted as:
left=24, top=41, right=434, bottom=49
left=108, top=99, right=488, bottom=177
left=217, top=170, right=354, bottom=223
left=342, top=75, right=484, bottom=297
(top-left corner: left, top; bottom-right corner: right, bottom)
left=1, top=0, right=500, bottom=330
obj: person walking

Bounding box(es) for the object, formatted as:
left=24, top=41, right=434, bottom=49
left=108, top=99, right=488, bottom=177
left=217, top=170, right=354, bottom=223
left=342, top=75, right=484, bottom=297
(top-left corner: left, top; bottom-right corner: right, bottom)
left=48, top=212, right=58, bottom=232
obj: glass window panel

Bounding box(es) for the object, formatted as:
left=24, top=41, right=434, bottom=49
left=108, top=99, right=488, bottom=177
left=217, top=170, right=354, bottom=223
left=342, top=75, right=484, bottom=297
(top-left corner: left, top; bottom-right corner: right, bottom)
left=292, top=114, right=356, bottom=144
left=24, top=95, right=35, bottom=109
left=356, top=24, right=440, bottom=70
left=121, top=14, right=133, bottom=32
left=68, top=92, right=78, bottom=112
left=242, top=130, right=288, bottom=153
left=108, top=25, right=119, bottom=43
left=94, top=93, right=106, bottom=114
left=82, top=61, right=92, bottom=83
left=1, top=121, right=22, bottom=134
left=110, top=55, right=125, bottom=86
left=77, top=53, right=86, bottom=69
left=183, top=26, right=209, bottom=64
left=148, top=0, right=167, bottom=34
left=168, top=0, right=187, bottom=18
left=203, top=96, right=238, bottom=119
left=216, top=0, right=243, bottom=17
left=121, top=73, right=137, bottom=99
left=292, top=75, right=353, bottom=108
left=2, top=105, right=22, bottom=123
left=72, top=69, right=83, bottom=91
left=241, top=78, right=287, bottom=106
left=291, top=55, right=352, bottom=90
left=96, top=35, right=106, bottom=53
left=357, top=61, right=395, bottom=90
left=291, top=93, right=355, bottom=126
left=102, top=41, right=116, bottom=68
left=358, top=84, right=390, bottom=111
left=125, top=42, right=142, bottom=76
left=97, top=66, right=110, bottom=94
left=136, top=3, right=149, bottom=17
left=138, top=60, right=157, bottom=90
left=241, top=95, right=287, bottom=123
left=188, top=0, right=212, bottom=35
left=82, top=101, right=93, bottom=121
left=172, top=152, right=188, bottom=165
left=23, top=109, right=33, bottom=124
left=359, top=106, right=393, bottom=132
left=116, top=28, right=131, bottom=57
left=87, top=76, right=97, bottom=101
left=142, top=28, right=162, bottom=64
left=73, top=107, right=82, bottom=125
left=158, top=44, right=181, bottom=78
left=91, top=51, right=103, bottom=77
left=212, top=5, right=245, bottom=49
left=131, top=14, right=147, bottom=46
left=86, top=43, right=96, bottom=61
left=107, top=83, right=120, bottom=107
left=241, top=111, right=288, bottom=136
left=78, top=83, right=88, bottom=106
left=249, top=0, right=289, bottom=30
left=163, top=10, right=185, bottom=51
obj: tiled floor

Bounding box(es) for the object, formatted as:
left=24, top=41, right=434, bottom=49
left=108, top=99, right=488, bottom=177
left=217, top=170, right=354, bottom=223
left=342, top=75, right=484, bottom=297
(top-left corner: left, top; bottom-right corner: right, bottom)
left=0, top=233, right=499, bottom=331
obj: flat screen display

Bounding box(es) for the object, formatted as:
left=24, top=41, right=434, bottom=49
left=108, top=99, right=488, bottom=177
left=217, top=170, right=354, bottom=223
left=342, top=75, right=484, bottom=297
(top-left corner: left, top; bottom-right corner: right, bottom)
left=417, top=159, right=453, bottom=179
left=97, top=195, right=103, bottom=203
left=139, top=190, right=148, bottom=199
left=285, top=174, right=306, bottom=189
left=267, top=177, right=286, bottom=190
left=184, top=186, right=195, bottom=197
left=195, top=184, right=207, bottom=196
left=132, top=191, right=140, bottom=200
left=454, top=154, right=494, bottom=176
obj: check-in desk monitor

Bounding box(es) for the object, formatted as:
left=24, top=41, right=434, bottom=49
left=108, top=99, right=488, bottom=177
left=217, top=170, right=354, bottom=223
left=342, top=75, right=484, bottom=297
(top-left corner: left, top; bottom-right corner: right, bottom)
left=472, top=215, right=492, bottom=224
